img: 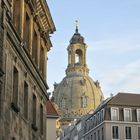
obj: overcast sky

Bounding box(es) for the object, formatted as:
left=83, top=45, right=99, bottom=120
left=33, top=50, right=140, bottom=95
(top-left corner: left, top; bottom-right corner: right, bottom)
left=47, top=0, right=140, bottom=98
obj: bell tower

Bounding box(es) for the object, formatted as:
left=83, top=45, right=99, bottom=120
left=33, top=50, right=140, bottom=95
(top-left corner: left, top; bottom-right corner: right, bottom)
left=66, top=20, right=89, bottom=76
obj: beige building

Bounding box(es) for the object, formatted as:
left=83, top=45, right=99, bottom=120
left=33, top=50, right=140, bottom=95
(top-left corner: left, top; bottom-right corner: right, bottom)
left=0, top=0, right=55, bottom=139
left=46, top=100, right=59, bottom=140
left=84, top=93, right=140, bottom=140
left=53, top=23, right=103, bottom=130
left=61, top=93, right=140, bottom=140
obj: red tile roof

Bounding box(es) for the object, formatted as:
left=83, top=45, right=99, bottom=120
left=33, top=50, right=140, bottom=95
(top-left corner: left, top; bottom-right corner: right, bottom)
left=47, top=100, right=59, bottom=117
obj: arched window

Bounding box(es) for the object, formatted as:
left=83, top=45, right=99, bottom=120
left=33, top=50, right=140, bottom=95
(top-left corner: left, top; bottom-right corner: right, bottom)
left=75, top=53, right=80, bottom=63
left=75, top=49, right=83, bottom=65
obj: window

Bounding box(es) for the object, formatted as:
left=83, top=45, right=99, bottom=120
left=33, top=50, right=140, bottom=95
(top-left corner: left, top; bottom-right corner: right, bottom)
left=81, top=96, right=87, bottom=108
left=102, top=127, right=104, bottom=140
left=24, top=12, right=30, bottom=50
left=100, top=109, right=104, bottom=122
left=111, top=107, right=119, bottom=121
left=137, top=109, right=140, bottom=122
left=40, top=46, right=44, bottom=75
left=40, top=104, right=43, bottom=135
left=112, top=126, right=119, bottom=139
left=97, top=112, right=100, bottom=124
left=24, top=81, right=28, bottom=118
left=75, top=49, right=83, bottom=65
left=87, top=120, right=90, bottom=131
left=98, top=130, right=100, bottom=140
left=124, top=108, right=132, bottom=122
left=33, top=94, right=37, bottom=125
left=93, top=115, right=96, bottom=127
left=94, top=132, right=96, bottom=140
left=13, top=0, right=20, bottom=32
left=90, top=118, right=93, bottom=129
left=125, top=127, right=131, bottom=139
left=91, top=134, right=93, bottom=140
left=138, top=127, right=140, bottom=140
left=32, top=30, right=38, bottom=64
left=12, top=67, right=18, bottom=106
left=60, top=98, right=66, bottom=109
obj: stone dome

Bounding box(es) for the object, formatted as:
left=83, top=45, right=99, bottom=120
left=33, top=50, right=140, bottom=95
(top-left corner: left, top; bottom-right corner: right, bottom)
left=53, top=72, right=103, bottom=118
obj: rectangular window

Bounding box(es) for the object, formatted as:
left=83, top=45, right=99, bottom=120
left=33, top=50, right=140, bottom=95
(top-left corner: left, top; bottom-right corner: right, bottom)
left=33, top=94, right=37, bottom=125
left=100, top=109, right=104, bottom=122
left=81, top=96, right=87, bottom=108
left=112, top=126, right=119, bottom=139
left=24, top=12, right=30, bottom=50
left=125, top=127, right=131, bottom=139
left=138, top=127, right=140, bottom=140
left=13, top=0, right=20, bottom=32
left=97, top=112, right=100, bottom=124
left=98, top=130, right=100, bottom=140
left=24, top=81, right=28, bottom=118
left=102, top=127, right=104, bottom=140
left=93, top=115, right=96, bottom=127
left=32, top=30, right=38, bottom=64
left=124, top=108, right=132, bottom=122
left=13, top=67, right=18, bottom=106
left=40, top=46, right=44, bottom=76
left=111, top=107, right=119, bottom=121
left=40, top=104, right=43, bottom=135
left=91, top=135, right=93, bottom=140
left=137, top=109, right=140, bottom=122
left=94, top=132, right=96, bottom=140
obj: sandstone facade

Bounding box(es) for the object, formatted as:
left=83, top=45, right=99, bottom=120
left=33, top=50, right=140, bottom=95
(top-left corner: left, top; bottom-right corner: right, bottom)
left=0, top=0, right=55, bottom=139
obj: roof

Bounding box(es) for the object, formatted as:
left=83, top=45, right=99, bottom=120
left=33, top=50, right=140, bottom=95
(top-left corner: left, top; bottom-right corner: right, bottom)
left=108, top=92, right=140, bottom=107
left=85, top=92, right=140, bottom=121
left=47, top=100, right=59, bottom=118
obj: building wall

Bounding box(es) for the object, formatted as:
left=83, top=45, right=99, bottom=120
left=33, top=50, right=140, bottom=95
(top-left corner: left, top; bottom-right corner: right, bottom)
left=0, top=0, right=55, bottom=139
left=2, top=39, right=47, bottom=140
left=104, top=121, right=140, bottom=140
left=47, top=117, right=57, bottom=140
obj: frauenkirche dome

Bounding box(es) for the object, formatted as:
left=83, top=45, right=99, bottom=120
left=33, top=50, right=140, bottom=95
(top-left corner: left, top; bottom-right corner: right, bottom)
left=53, top=21, right=104, bottom=127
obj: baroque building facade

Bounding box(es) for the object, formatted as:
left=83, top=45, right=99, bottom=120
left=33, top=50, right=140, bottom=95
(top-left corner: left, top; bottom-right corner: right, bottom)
left=0, top=0, right=55, bottom=139
left=53, top=23, right=104, bottom=130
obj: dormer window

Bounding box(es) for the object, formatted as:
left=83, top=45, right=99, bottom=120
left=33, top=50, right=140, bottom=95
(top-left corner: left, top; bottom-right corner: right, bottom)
left=100, top=109, right=104, bottom=122
left=111, top=107, right=119, bottom=121
left=137, top=109, right=140, bottom=122
left=124, top=108, right=132, bottom=122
